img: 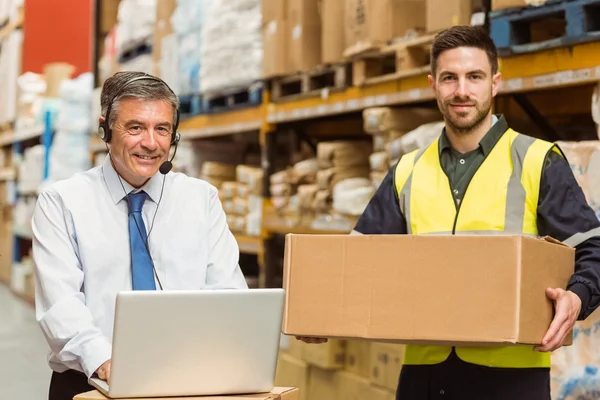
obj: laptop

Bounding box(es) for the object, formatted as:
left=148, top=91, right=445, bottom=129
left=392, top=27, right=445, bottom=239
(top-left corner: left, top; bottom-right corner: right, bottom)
left=89, top=288, right=285, bottom=398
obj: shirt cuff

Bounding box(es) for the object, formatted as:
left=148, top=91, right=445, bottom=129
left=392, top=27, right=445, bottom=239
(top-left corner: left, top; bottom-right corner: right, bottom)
left=80, top=336, right=112, bottom=378
left=567, top=282, right=591, bottom=320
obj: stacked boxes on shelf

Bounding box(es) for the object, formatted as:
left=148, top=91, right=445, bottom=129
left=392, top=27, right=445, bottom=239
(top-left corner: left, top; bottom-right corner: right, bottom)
left=363, top=107, right=443, bottom=187
left=546, top=140, right=600, bottom=396
left=316, top=141, right=372, bottom=226
left=221, top=165, right=264, bottom=237
left=275, top=338, right=402, bottom=400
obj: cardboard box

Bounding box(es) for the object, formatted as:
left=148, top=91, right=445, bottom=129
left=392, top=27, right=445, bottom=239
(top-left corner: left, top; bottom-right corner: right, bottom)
left=345, top=0, right=426, bottom=57
left=370, top=343, right=404, bottom=391
left=275, top=354, right=310, bottom=400
left=302, top=339, right=347, bottom=369
left=262, top=0, right=291, bottom=77
left=288, top=0, right=322, bottom=72
left=307, top=367, right=337, bottom=400
left=345, top=340, right=372, bottom=378
left=321, top=0, right=346, bottom=64
left=427, top=0, right=473, bottom=33
left=491, top=0, right=531, bottom=11
left=282, top=234, right=575, bottom=346
left=75, top=387, right=299, bottom=400
left=337, top=371, right=372, bottom=400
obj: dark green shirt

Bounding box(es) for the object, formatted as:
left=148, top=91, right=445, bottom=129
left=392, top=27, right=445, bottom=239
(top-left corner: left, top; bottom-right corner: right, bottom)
left=439, top=115, right=506, bottom=206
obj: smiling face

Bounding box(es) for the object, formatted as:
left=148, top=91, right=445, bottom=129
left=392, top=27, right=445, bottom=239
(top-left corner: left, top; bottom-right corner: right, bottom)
left=428, top=46, right=501, bottom=135
left=106, top=98, right=174, bottom=187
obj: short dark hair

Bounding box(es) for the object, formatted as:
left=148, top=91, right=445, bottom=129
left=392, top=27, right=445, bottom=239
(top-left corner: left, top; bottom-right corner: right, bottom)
left=430, top=26, right=499, bottom=77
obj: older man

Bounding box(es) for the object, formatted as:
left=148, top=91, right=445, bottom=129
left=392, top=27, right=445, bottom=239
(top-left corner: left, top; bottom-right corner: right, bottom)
left=32, top=72, right=247, bottom=400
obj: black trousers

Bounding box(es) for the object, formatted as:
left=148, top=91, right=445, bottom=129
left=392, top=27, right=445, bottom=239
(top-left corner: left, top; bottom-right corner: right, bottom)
left=396, top=350, right=551, bottom=400
left=49, top=369, right=95, bottom=400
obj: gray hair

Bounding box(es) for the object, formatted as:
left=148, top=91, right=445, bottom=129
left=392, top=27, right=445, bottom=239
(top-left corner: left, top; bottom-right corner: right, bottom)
left=100, top=71, right=179, bottom=129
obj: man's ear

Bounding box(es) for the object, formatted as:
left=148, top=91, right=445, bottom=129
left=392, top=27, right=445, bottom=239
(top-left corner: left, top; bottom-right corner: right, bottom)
left=428, top=74, right=436, bottom=94
left=492, top=72, right=502, bottom=97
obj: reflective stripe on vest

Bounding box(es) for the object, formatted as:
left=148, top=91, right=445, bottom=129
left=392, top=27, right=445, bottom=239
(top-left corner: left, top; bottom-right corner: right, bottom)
left=394, top=128, right=555, bottom=368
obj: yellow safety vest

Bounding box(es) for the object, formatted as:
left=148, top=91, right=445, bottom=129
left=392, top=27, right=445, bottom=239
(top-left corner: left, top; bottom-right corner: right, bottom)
left=394, top=128, right=558, bottom=368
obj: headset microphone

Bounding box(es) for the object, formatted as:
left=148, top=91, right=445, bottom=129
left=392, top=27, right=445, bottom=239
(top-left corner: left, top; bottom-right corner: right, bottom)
left=159, top=133, right=180, bottom=175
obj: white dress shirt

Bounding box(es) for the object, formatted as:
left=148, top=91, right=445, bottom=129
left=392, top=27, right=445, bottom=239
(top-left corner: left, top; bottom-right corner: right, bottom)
left=32, top=155, right=248, bottom=378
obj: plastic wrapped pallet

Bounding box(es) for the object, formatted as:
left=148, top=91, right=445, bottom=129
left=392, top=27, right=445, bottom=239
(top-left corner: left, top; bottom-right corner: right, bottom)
left=115, top=0, right=157, bottom=55
left=47, top=73, right=94, bottom=184
left=170, top=0, right=209, bottom=94
left=200, top=0, right=263, bottom=93
left=317, top=141, right=372, bottom=169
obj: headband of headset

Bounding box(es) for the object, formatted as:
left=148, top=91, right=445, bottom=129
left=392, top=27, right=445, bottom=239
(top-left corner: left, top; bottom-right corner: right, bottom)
left=98, top=75, right=180, bottom=145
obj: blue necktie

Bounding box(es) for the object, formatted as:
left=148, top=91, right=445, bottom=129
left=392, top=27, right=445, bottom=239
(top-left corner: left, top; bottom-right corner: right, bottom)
left=127, top=191, right=156, bottom=290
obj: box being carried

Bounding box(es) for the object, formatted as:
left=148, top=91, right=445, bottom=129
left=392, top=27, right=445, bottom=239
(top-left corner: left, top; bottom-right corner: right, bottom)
left=282, top=234, right=575, bottom=346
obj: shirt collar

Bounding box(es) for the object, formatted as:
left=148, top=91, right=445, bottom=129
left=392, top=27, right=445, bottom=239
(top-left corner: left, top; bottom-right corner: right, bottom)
left=440, top=114, right=508, bottom=156
left=101, top=154, right=163, bottom=205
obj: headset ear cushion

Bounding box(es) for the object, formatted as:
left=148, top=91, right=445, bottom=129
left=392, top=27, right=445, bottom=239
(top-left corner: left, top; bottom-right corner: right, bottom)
left=99, top=122, right=110, bottom=143
left=172, top=132, right=180, bottom=145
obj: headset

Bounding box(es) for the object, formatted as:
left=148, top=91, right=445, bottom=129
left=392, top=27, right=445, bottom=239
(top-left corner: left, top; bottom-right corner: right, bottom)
left=100, top=74, right=182, bottom=290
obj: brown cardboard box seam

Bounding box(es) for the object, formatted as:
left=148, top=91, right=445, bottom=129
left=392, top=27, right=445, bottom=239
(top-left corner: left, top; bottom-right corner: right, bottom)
left=283, top=234, right=575, bottom=347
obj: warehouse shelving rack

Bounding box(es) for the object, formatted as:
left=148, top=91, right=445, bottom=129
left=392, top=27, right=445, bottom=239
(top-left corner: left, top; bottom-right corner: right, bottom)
left=155, top=40, right=600, bottom=289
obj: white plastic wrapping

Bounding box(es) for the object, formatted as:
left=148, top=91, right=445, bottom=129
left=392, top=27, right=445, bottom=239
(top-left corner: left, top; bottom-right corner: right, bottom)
left=170, top=0, right=210, bottom=94
left=200, top=0, right=262, bottom=93
left=47, top=73, right=94, bottom=184
left=15, top=71, right=46, bottom=131
left=115, top=0, right=156, bottom=54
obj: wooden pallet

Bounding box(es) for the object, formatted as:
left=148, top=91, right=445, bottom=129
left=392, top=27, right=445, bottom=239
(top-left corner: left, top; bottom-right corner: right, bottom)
left=350, top=34, right=435, bottom=87
left=270, top=63, right=352, bottom=102
left=202, top=83, right=263, bottom=113
left=490, top=0, right=600, bottom=56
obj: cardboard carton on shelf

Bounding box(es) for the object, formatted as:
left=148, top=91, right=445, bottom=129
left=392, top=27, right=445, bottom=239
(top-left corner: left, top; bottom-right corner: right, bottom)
left=74, top=387, right=299, bottom=400
left=370, top=343, right=405, bottom=391
left=302, top=339, right=347, bottom=370
left=345, top=0, right=426, bottom=57
left=282, top=234, right=575, bottom=346
left=345, top=340, right=372, bottom=378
